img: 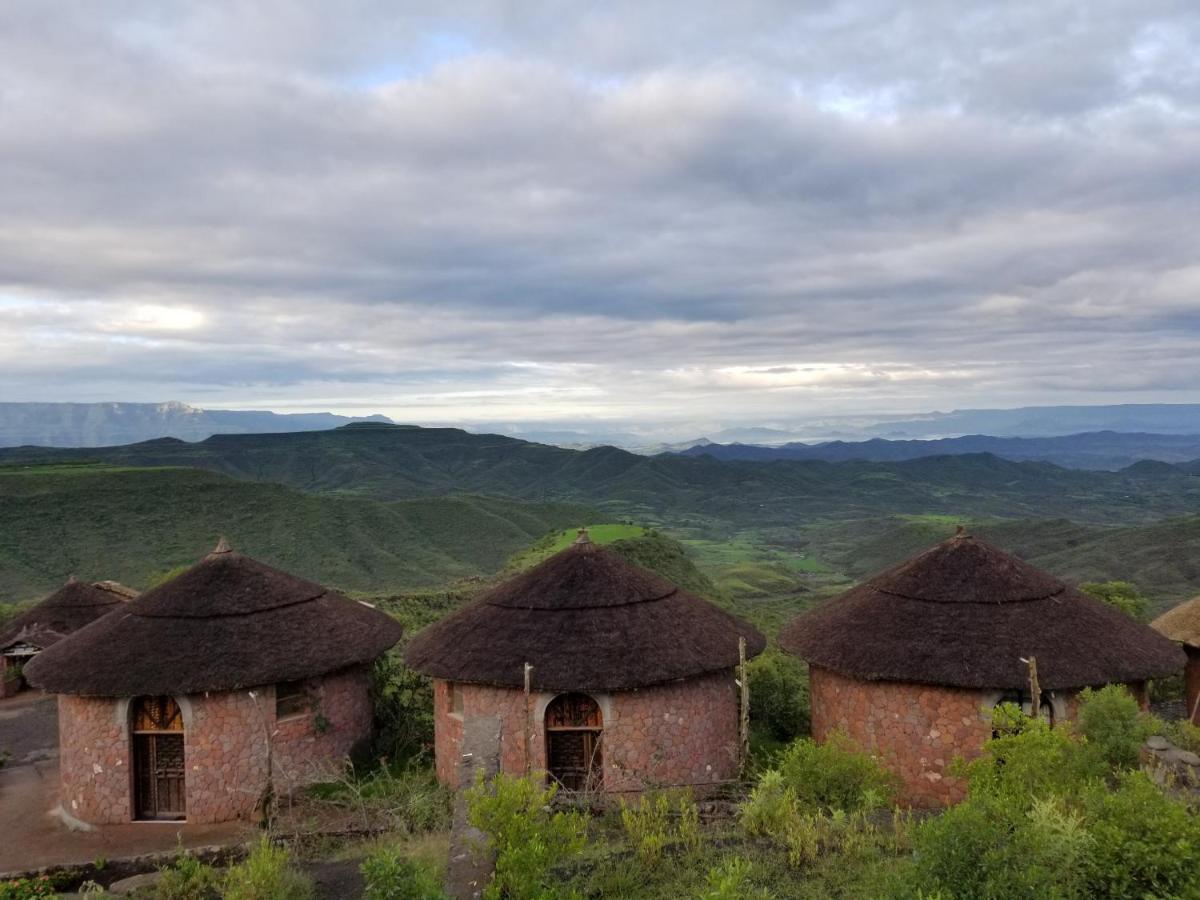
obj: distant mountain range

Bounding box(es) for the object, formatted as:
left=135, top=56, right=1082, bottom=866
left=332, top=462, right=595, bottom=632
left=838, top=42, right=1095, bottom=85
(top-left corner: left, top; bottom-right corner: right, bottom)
left=678, top=431, right=1200, bottom=471
left=0, top=401, right=393, bottom=447
left=5, top=422, right=1200, bottom=528
left=854, top=403, right=1200, bottom=439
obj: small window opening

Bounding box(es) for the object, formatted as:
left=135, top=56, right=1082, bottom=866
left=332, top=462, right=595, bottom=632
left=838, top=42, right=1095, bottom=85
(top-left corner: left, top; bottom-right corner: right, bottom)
left=275, top=680, right=310, bottom=719
left=450, top=682, right=464, bottom=715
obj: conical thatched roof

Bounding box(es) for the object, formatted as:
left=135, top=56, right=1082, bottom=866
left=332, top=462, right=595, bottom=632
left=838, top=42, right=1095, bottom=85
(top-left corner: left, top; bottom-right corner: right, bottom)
left=1152, top=596, right=1200, bottom=649
left=405, top=536, right=765, bottom=691
left=780, top=531, right=1184, bottom=691
left=0, top=577, right=136, bottom=653
left=24, top=540, right=403, bottom=697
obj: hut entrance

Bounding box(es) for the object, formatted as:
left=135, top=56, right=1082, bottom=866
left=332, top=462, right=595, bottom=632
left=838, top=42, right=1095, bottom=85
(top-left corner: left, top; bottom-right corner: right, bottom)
left=545, top=693, right=603, bottom=792
left=131, top=696, right=186, bottom=820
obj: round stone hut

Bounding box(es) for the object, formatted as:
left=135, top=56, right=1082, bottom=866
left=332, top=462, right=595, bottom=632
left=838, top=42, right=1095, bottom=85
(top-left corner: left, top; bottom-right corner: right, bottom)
left=24, top=539, right=403, bottom=825
left=0, top=577, right=136, bottom=699
left=780, top=529, right=1184, bottom=807
left=1151, top=596, right=1200, bottom=725
left=405, top=532, right=766, bottom=793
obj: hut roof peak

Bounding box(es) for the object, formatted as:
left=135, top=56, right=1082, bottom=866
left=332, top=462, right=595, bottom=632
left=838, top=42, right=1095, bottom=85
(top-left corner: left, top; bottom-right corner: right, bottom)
left=573, top=527, right=592, bottom=545
left=208, top=535, right=233, bottom=557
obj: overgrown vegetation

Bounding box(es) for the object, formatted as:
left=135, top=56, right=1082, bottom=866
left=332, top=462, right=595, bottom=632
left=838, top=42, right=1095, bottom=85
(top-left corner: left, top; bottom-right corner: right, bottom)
left=619, top=791, right=701, bottom=864
left=465, top=772, right=587, bottom=900
left=360, top=843, right=448, bottom=900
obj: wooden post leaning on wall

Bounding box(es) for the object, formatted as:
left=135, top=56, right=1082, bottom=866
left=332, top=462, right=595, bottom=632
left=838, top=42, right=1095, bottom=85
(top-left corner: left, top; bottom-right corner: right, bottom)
left=738, top=636, right=750, bottom=772
left=524, top=662, right=533, bottom=777
left=1024, top=656, right=1041, bottom=721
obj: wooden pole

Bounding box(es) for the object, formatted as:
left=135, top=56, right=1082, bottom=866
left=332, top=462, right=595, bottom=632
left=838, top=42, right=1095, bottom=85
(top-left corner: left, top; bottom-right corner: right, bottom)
left=523, top=662, right=533, bottom=777
left=1025, top=656, right=1041, bottom=721
left=738, top=637, right=749, bottom=771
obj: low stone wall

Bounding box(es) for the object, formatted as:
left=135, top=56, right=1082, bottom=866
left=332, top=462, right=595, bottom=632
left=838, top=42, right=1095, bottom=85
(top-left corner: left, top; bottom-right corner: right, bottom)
left=433, top=670, right=742, bottom=792
left=56, top=665, right=374, bottom=826
left=1143, top=735, right=1200, bottom=795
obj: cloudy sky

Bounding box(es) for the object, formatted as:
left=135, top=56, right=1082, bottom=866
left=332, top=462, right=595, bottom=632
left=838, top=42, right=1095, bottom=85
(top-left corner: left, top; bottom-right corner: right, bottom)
left=2, top=2, right=1198, bottom=434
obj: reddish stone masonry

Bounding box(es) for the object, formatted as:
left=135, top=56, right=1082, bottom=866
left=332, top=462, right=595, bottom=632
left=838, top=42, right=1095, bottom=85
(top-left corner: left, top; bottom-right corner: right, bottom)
left=809, top=666, right=1148, bottom=807
left=432, top=669, right=741, bottom=793
left=57, top=665, right=372, bottom=825
left=1186, top=647, right=1200, bottom=725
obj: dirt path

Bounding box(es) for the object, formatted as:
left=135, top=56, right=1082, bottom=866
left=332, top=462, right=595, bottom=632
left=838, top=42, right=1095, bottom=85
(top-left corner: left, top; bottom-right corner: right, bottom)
left=0, top=758, right=250, bottom=875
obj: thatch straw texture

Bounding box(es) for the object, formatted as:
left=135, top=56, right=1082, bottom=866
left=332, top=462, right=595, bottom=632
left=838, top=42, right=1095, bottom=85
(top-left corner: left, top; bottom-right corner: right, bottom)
left=1152, top=596, right=1200, bottom=649
left=24, top=543, right=402, bottom=697
left=780, top=533, right=1183, bottom=690
left=0, top=578, right=135, bottom=652
left=405, top=541, right=765, bottom=691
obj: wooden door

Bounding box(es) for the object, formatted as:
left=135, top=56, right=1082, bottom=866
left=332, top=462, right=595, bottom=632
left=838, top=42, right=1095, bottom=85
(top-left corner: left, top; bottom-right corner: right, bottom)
left=131, top=696, right=186, bottom=820
left=545, top=693, right=603, bottom=792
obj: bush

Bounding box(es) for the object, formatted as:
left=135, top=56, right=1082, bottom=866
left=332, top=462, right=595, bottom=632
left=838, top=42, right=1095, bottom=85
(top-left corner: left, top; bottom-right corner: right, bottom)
left=361, top=844, right=448, bottom=900
left=371, top=646, right=435, bottom=765
left=465, top=772, right=586, bottom=900
left=1165, top=718, right=1200, bottom=754
left=748, top=651, right=810, bottom=743
left=774, top=733, right=897, bottom=813
left=1075, top=684, right=1150, bottom=771
left=906, top=710, right=1200, bottom=900
left=620, top=791, right=701, bottom=864
left=700, top=857, right=770, bottom=900
left=155, top=849, right=221, bottom=900
left=223, top=837, right=314, bottom=900
left=1078, top=581, right=1149, bottom=621
left=0, top=877, right=55, bottom=900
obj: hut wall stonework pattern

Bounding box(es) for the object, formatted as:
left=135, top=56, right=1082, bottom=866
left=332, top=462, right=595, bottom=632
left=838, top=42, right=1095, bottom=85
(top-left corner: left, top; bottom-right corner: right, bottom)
left=433, top=670, right=741, bottom=792
left=809, top=666, right=993, bottom=808
left=59, top=695, right=131, bottom=824
left=1187, top=648, right=1200, bottom=725
left=57, top=667, right=373, bottom=825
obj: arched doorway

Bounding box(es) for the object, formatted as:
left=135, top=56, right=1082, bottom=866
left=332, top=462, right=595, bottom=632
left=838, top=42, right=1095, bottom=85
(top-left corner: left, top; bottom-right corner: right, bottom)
left=131, top=696, right=186, bottom=820
left=545, top=693, right=603, bottom=792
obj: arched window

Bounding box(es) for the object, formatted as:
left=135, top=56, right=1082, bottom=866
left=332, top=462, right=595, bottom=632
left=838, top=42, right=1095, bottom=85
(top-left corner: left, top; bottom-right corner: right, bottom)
left=545, top=693, right=603, bottom=792
left=991, top=689, right=1056, bottom=737
left=131, top=696, right=185, bottom=820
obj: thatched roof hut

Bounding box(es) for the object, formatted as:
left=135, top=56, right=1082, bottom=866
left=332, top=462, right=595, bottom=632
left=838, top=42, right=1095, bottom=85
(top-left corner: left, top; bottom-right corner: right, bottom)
left=780, top=530, right=1183, bottom=691
left=405, top=536, right=765, bottom=692
left=1152, top=596, right=1200, bottom=649
left=25, top=539, right=403, bottom=697
left=0, top=577, right=136, bottom=653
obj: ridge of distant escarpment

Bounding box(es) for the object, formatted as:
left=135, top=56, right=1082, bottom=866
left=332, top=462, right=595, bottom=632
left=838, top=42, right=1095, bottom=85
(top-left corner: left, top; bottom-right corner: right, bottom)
left=0, top=401, right=394, bottom=448
left=678, top=430, right=1200, bottom=470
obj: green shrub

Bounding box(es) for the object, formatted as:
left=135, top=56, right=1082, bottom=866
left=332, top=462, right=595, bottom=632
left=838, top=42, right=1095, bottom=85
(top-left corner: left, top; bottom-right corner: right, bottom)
left=700, top=857, right=770, bottom=900
left=1078, top=581, right=1149, bottom=621
left=774, top=733, right=897, bottom=813
left=748, top=650, right=810, bottom=743
left=361, top=844, right=448, bottom=900
left=619, top=791, right=702, bottom=864
left=1164, top=718, right=1200, bottom=754
left=465, top=772, right=586, bottom=900
left=907, top=712, right=1200, bottom=900
left=222, top=836, right=314, bottom=900
left=1080, top=769, right=1200, bottom=897
left=0, top=877, right=55, bottom=900
left=371, top=646, right=435, bottom=765
left=1075, top=684, right=1149, bottom=771
left=155, top=849, right=221, bottom=900
left=739, top=769, right=796, bottom=837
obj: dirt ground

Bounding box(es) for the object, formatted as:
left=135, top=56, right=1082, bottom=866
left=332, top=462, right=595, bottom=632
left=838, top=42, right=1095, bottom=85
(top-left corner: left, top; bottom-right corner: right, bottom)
left=0, top=691, right=252, bottom=875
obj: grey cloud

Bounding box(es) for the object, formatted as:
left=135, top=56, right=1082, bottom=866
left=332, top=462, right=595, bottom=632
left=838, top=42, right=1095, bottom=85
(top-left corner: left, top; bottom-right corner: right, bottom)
left=0, top=2, right=1198, bottom=426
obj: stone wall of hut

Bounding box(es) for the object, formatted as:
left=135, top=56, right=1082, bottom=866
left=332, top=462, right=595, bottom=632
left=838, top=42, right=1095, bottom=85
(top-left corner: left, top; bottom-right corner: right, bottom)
left=1187, top=647, right=1200, bottom=725
left=56, top=666, right=372, bottom=825
left=809, top=665, right=994, bottom=808
left=432, top=669, right=741, bottom=792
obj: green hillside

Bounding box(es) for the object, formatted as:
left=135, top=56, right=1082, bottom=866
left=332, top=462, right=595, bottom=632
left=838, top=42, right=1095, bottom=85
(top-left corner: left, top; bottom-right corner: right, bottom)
left=4, top=425, right=1200, bottom=527
left=0, top=463, right=592, bottom=603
